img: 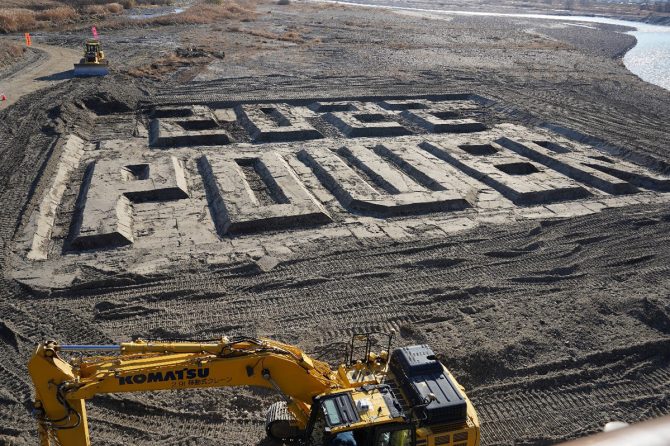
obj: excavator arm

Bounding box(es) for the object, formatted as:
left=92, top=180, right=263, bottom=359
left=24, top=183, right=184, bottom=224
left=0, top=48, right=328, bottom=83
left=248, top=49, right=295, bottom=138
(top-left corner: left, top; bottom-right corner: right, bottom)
left=28, top=337, right=337, bottom=446
left=29, top=333, right=481, bottom=446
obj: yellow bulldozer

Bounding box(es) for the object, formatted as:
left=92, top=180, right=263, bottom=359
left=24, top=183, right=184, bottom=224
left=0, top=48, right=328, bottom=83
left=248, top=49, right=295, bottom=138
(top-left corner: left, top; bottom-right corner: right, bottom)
left=73, top=40, right=109, bottom=77
left=28, top=332, right=480, bottom=446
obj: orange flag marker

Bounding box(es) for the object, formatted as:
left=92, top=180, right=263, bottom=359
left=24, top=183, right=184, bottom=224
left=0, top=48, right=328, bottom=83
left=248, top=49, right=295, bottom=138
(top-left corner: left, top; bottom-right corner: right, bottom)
left=25, top=33, right=32, bottom=47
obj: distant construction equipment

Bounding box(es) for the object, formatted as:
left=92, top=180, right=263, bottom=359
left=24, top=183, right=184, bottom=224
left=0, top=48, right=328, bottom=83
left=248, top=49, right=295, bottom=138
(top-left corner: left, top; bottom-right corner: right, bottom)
left=73, top=40, right=109, bottom=77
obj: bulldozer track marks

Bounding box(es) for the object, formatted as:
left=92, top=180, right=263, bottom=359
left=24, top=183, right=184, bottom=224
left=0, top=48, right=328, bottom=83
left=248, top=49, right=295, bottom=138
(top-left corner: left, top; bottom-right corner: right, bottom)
left=4, top=203, right=668, bottom=444
left=1, top=62, right=670, bottom=444
left=473, top=343, right=670, bottom=444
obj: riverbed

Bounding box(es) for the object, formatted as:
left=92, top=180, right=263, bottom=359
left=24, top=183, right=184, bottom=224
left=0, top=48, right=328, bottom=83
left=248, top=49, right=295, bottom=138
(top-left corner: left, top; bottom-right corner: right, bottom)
left=310, top=0, right=670, bottom=91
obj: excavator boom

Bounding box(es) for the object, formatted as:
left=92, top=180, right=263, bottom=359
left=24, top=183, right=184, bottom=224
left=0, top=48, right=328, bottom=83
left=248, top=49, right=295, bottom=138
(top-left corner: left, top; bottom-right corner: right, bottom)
left=29, top=337, right=335, bottom=446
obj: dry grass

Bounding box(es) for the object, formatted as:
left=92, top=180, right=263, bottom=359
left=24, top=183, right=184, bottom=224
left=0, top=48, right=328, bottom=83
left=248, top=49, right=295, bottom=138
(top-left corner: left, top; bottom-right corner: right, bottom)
left=82, top=4, right=107, bottom=14
left=104, top=0, right=257, bottom=28
left=229, top=25, right=322, bottom=45
left=0, top=0, right=61, bottom=8
left=82, top=2, right=126, bottom=15
left=106, top=3, right=124, bottom=13
left=242, top=29, right=304, bottom=43
left=0, top=9, right=37, bottom=33
left=154, top=1, right=257, bottom=24
left=305, top=2, right=347, bottom=10
left=135, top=0, right=174, bottom=5
left=0, top=0, right=257, bottom=33
left=125, top=48, right=220, bottom=81
left=52, top=0, right=133, bottom=6
left=0, top=5, right=80, bottom=32
left=0, top=0, right=183, bottom=33
left=126, top=53, right=191, bottom=80
left=35, top=6, right=77, bottom=23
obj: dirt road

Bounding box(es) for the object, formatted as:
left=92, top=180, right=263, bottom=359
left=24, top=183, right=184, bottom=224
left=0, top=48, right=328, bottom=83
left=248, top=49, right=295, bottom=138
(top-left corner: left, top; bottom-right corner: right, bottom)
left=0, top=43, right=80, bottom=109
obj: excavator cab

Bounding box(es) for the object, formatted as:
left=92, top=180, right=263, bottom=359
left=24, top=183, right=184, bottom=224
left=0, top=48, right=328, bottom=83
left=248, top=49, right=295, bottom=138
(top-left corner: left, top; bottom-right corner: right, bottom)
left=373, top=424, right=415, bottom=446
left=325, top=424, right=416, bottom=446
left=306, top=386, right=416, bottom=446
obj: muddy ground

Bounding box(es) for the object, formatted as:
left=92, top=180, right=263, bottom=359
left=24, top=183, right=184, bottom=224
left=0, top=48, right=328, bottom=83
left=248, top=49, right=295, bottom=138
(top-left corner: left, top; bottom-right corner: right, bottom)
left=0, top=1, right=669, bottom=445
left=317, top=0, right=670, bottom=25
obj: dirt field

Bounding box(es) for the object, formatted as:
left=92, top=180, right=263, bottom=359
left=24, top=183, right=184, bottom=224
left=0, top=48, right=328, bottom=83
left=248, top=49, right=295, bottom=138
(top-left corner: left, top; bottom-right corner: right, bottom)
left=323, top=0, right=670, bottom=24
left=0, top=43, right=80, bottom=108
left=0, top=1, right=669, bottom=445
left=0, top=42, right=27, bottom=71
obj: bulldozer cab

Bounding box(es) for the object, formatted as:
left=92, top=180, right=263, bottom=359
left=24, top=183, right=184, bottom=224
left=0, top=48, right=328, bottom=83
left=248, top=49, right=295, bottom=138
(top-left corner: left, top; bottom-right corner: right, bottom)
left=85, top=41, right=100, bottom=54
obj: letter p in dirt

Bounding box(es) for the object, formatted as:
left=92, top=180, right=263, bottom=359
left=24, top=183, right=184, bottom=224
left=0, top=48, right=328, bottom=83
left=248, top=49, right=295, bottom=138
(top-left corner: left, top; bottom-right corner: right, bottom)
left=71, top=157, right=189, bottom=250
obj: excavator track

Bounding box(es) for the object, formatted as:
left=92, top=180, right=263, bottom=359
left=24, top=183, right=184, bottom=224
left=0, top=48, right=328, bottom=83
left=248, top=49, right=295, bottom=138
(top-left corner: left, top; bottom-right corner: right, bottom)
left=265, top=401, right=303, bottom=442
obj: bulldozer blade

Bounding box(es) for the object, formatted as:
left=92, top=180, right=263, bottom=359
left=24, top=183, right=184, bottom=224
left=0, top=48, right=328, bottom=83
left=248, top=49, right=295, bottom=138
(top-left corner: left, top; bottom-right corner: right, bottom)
left=73, top=64, right=109, bottom=77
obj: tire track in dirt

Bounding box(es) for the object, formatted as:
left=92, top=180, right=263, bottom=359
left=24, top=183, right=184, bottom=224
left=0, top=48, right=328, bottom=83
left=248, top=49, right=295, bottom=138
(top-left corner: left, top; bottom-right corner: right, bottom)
left=1, top=36, right=669, bottom=442
left=482, top=81, right=670, bottom=168
left=472, top=340, right=670, bottom=444
left=6, top=204, right=667, bottom=444
left=0, top=78, right=148, bottom=445
left=30, top=216, right=670, bottom=340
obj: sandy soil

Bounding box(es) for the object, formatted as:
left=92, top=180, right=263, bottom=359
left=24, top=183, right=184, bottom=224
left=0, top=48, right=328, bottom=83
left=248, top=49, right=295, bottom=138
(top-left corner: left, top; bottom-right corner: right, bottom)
left=0, top=1, right=669, bottom=445
left=0, top=43, right=80, bottom=109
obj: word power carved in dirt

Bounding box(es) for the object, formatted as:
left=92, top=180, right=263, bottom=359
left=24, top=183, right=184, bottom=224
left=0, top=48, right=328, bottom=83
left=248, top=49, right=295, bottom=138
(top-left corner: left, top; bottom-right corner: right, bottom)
left=17, top=94, right=670, bottom=284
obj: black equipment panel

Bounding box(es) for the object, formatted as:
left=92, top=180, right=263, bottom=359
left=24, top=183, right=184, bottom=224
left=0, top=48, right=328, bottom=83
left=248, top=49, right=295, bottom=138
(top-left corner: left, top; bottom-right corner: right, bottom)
left=390, top=345, right=467, bottom=425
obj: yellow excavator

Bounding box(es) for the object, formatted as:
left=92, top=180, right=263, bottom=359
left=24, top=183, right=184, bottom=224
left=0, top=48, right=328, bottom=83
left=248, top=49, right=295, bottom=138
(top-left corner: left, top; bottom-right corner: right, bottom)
left=28, top=333, right=480, bottom=446
left=73, top=40, right=109, bottom=77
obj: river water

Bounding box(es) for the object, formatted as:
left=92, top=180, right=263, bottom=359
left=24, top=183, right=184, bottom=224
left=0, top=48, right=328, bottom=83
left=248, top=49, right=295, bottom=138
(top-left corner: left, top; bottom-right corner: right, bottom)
left=311, top=0, right=670, bottom=91
left=126, top=6, right=185, bottom=20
